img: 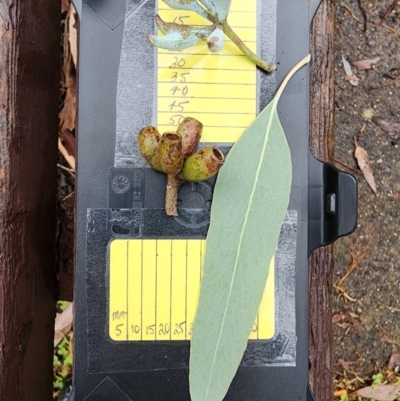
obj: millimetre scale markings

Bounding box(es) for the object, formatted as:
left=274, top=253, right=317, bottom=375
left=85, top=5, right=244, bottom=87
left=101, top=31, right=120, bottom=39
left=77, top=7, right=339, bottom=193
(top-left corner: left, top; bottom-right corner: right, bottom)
left=109, top=240, right=275, bottom=341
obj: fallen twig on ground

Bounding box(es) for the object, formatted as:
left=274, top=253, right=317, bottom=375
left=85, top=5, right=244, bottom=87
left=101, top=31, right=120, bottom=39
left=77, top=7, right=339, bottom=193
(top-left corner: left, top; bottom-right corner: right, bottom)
left=334, top=158, right=362, bottom=175
left=370, top=72, right=400, bottom=89
left=356, top=0, right=367, bottom=31
left=367, top=18, right=399, bottom=35
left=334, top=224, right=377, bottom=290
left=341, top=1, right=363, bottom=23
left=358, top=300, right=400, bottom=349
left=380, top=0, right=398, bottom=25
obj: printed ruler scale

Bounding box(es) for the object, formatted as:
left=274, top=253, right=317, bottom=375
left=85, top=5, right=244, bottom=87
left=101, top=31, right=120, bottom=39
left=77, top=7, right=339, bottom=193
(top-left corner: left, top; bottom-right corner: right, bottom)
left=109, top=240, right=275, bottom=341
left=109, top=0, right=276, bottom=343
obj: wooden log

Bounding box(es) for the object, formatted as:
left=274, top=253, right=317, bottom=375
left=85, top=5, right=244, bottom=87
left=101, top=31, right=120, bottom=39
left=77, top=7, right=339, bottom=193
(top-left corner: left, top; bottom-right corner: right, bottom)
left=0, top=1, right=60, bottom=400
left=309, top=1, right=335, bottom=400
left=57, top=194, right=75, bottom=302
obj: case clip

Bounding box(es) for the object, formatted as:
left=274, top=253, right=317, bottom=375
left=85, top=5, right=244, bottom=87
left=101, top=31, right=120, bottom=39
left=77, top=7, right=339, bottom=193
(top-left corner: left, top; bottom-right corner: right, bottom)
left=308, top=155, right=357, bottom=254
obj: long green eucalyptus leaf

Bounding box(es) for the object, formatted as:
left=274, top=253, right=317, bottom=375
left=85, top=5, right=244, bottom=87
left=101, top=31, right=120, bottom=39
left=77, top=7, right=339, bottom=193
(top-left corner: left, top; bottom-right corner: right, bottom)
left=147, top=30, right=201, bottom=51
left=189, top=54, right=311, bottom=401
left=196, top=0, right=214, bottom=14
left=162, top=0, right=210, bottom=19
left=212, top=0, right=232, bottom=21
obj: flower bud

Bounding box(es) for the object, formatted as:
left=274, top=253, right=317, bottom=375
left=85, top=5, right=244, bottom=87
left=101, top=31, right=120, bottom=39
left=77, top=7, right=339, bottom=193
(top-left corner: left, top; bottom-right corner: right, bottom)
left=157, top=132, right=184, bottom=175
left=177, top=117, right=203, bottom=158
left=179, top=146, right=224, bottom=182
left=206, top=26, right=225, bottom=53
left=138, top=126, right=163, bottom=171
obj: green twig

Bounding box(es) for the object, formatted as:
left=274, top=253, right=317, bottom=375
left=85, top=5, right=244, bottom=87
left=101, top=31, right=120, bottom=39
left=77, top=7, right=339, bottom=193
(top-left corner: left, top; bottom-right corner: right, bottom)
left=222, top=21, right=276, bottom=72
left=203, top=12, right=276, bottom=73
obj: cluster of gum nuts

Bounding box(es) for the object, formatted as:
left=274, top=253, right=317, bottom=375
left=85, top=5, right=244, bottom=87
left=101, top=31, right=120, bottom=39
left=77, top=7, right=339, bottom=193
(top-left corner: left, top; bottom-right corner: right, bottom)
left=138, top=117, right=224, bottom=216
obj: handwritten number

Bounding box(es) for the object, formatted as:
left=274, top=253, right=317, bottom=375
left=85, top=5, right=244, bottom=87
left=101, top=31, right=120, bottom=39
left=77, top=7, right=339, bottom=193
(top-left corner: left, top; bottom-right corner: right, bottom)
left=168, top=100, right=177, bottom=111
left=170, top=85, right=189, bottom=96
left=169, top=57, right=186, bottom=69
left=171, top=86, right=180, bottom=95
left=169, top=115, right=185, bottom=125
left=146, top=324, right=155, bottom=335
left=168, top=100, right=190, bottom=113
left=173, top=15, right=190, bottom=25
left=171, top=72, right=190, bottom=84
left=180, top=72, right=190, bottom=83
left=159, top=323, right=170, bottom=336
left=115, top=324, right=123, bottom=337
left=174, top=321, right=186, bottom=335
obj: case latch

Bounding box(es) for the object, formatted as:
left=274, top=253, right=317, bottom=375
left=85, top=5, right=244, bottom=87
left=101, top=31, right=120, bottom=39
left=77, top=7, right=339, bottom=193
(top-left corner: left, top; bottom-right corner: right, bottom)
left=308, top=155, right=357, bottom=254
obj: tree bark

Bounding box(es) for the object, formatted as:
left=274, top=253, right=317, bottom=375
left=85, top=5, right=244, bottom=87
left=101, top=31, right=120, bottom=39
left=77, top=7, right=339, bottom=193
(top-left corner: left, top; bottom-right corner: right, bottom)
left=309, top=1, right=335, bottom=400
left=0, top=1, right=60, bottom=400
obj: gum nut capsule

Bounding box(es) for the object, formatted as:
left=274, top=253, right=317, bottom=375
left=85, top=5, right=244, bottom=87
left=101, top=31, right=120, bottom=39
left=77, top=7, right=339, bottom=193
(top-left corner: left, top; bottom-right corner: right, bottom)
left=138, top=126, right=163, bottom=171
left=157, top=132, right=184, bottom=175
left=179, top=146, right=224, bottom=182
left=177, top=117, right=203, bottom=158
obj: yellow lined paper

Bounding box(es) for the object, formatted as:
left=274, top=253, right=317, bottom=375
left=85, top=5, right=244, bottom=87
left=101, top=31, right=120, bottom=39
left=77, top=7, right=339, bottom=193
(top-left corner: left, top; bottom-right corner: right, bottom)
left=128, top=240, right=143, bottom=340
left=157, top=0, right=257, bottom=143
left=109, top=239, right=275, bottom=341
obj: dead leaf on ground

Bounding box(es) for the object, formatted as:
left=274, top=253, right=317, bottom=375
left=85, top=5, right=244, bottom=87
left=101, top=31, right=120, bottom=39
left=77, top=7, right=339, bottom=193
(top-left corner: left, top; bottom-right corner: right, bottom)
left=338, top=358, right=354, bottom=371
left=68, top=5, right=78, bottom=68
left=348, top=312, right=359, bottom=319
left=334, top=389, right=347, bottom=397
left=54, top=331, right=65, bottom=348
left=58, top=138, right=76, bottom=171
left=54, top=302, right=74, bottom=347
left=332, top=313, right=346, bottom=324
left=352, top=57, right=381, bottom=71
left=59, top=76, right=76, bottom=133
left=59, top=3, right=77, bottom=170
left=381, top=334, right=395, bottom=344
left=59, top=129, right=76, bottom=160
left=373, top=118, right=400, bottom=137
left=342, top=56, right=360, bottom=86
left=61, top=0, right=70, bottom=12
left=357, top=384, right=400, bottom=401
left=344, top=74, right=360, bottom=83
left=388, top=354, right=400, bottom=370
left=337, top=322, right=351, bottom=329
left=354, top=137, right=377, bottom=194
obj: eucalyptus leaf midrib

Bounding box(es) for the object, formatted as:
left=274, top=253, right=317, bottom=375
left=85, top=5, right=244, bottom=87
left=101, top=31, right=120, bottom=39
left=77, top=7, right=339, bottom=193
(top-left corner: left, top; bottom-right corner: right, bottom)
left=203, top=103, right=277, bottom=401
left=190, top=55, right=311, bottom=401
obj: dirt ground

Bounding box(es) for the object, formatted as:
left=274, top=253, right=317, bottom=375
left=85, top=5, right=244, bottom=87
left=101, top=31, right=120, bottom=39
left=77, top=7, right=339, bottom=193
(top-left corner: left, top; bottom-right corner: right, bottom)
left=333, top=0, right=400, bottom=386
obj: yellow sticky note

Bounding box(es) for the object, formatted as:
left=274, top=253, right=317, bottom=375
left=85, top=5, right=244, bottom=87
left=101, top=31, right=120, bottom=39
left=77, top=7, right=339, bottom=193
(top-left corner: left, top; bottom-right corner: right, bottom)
left=157, top=0, right=257, bottom=143
left=109, top=240, right=275, bottom=341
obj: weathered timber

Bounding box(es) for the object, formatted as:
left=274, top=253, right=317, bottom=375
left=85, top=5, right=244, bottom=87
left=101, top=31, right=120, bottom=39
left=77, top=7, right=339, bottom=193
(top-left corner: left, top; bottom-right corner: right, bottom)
left=0, top=1, right=60, bottom=400
left=309, top=1, right=335, bottom=401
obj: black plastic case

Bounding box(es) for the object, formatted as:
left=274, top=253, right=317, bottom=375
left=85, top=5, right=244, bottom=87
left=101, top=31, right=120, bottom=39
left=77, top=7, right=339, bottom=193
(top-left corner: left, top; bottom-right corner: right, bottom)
left=71, top=1, right=357, bottom=400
